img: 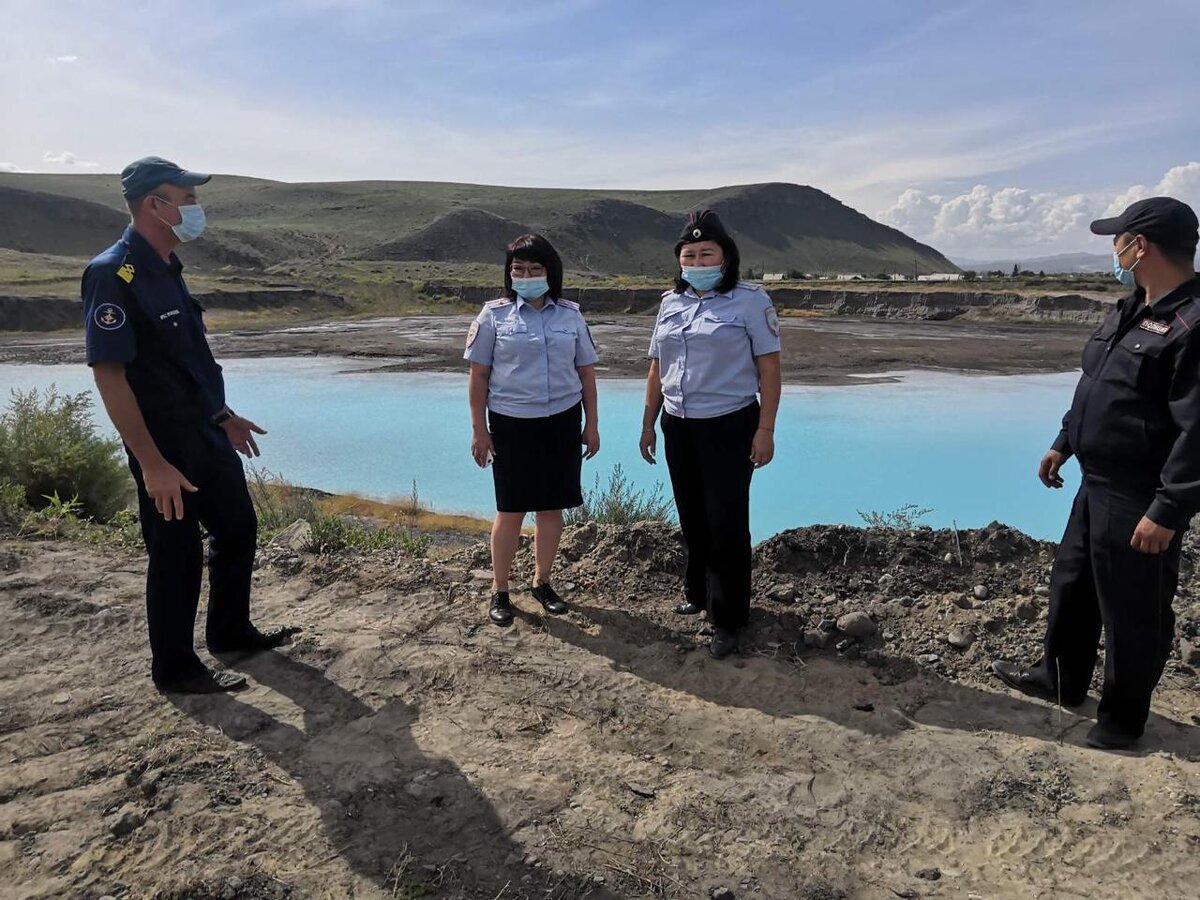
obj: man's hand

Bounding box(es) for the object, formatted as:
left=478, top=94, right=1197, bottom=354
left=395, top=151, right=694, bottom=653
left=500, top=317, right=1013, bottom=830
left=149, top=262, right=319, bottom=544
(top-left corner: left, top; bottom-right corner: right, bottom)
left=1038, top=449, right=1066, bottom=488
left=222, top=415, right=267, bottom=458
left=639, top=428, right=657, bottom=465
left=1131, top=516, right=1175, bottom=554
left=581, top=422, right=600, bottom=460
left=142, top=461, right=198, bottom=521
left=750, top=428, right=775, bottom=468
left=471, top=428, right=495, bottom=468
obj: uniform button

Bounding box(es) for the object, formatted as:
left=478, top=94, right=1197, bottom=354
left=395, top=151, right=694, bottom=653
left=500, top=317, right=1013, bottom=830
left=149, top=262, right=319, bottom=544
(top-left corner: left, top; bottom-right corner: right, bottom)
left=1134, top=343, right=1141, bottom=349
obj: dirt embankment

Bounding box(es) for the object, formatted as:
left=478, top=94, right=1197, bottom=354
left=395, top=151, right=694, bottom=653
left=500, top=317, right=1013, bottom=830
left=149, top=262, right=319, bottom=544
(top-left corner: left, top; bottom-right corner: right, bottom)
left=0, top=290, right=346, bottom=333
left=2, top=521, right=1197, bottom=899
left=420, top=282, right=1115, bottom=324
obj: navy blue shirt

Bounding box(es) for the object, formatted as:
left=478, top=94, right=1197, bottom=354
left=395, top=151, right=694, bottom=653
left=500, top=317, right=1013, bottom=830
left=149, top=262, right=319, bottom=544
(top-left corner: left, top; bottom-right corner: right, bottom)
left=82, top=226, right=226, bottom=425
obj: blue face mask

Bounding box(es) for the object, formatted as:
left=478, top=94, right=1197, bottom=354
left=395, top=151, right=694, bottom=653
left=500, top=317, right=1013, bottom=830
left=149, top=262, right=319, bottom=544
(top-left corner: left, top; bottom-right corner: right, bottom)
left=681, top=265, right=723, bottom=292
left=512, top=276, right=549, bottom=300
left=154, top=197, right=207, bottom=242
left=1112, top=238, right=1140, bottom=287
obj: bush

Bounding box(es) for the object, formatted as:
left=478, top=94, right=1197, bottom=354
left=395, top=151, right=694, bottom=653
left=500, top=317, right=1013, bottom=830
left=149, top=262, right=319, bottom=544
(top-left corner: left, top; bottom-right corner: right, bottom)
left=565, top=463, right=675, bottom=527
left=858, top=504, right=933, bottom=530
left=0, top=479, right=28, bottom=528
left=0, top=387, right=131, bottom=521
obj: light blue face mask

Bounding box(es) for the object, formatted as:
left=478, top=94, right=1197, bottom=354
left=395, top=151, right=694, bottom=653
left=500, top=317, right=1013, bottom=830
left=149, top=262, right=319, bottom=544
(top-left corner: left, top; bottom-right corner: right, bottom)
left=1112, top=238, right=1140, bottom=287
left=512, top=276, right=549, bottom=300
left=154, top=197, right=207, bottom=242
left=681, top=265, right=723, bottom=292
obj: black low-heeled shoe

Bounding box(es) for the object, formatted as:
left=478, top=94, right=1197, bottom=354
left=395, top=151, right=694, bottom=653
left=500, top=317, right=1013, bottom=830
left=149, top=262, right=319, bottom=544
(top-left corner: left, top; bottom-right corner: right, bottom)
left=489, top=592, right=514, bottom=627
left=155, top=668, right=247, bottom=694
left=709, top=627, right=740, bottom=659
left=530, top=581, right=568, bottom=614
left=674, top=600, right=704, bottom=616
left=208, top=624, right=301, bottom=656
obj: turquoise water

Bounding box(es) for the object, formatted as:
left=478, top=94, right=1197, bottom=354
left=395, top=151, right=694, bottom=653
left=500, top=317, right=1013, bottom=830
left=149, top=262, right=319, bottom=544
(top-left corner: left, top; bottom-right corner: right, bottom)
left=0, top=358, right=1081, bottom=541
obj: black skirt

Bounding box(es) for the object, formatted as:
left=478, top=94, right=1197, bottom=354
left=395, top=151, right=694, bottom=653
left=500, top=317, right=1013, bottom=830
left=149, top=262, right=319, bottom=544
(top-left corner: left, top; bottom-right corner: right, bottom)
left=488, top=403, right=584, bottom=513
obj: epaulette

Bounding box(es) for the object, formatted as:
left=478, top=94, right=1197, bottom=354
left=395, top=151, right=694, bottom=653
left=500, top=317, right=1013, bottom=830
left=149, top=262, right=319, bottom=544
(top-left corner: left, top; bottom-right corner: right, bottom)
left=1176, top=294, right=1200, bottom=332
left=486, top=298, right=514, bottom=308
left=557, top=298, right=581, bottom=311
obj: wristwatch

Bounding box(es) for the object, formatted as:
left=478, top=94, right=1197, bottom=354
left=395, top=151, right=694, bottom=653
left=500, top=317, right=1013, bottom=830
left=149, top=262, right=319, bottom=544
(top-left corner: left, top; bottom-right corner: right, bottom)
left=212, top=406, right=235, bottom=426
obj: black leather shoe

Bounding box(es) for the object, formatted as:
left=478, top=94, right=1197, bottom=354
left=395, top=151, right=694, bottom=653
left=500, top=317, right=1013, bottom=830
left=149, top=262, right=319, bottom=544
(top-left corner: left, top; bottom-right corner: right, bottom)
left=209, top=625, right=301, bottom=655
left=155, top=669, right=247, bottom=694
left=991, top=660, right=1084, bottom=706
left=674, top=601, right=704, bottom=616
left=530, top=581, right=568, bottom=614
left=1085, top=722, right=1140, bottom=751
left=710, top=627, right=740, bottom=659
left=489, top=592, right=514, bottom=627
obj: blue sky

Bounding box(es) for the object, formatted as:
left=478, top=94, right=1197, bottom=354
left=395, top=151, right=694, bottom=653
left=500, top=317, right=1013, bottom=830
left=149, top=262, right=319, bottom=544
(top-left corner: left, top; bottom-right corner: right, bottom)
left=2, top=0, right=1197, bottom=258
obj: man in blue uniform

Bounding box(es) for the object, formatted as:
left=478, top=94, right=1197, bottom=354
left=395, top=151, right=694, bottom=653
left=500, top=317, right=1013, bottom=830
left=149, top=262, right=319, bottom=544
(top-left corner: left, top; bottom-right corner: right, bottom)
left=83, top=156, right=296, bottom=693
left=993, top=197, right=1200, bottom=749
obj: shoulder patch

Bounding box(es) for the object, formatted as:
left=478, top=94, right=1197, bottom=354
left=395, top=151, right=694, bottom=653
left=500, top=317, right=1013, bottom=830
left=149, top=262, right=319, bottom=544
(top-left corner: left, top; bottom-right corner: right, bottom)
left=765, top=305, right=780, bottom=336
left=93, top=303, right=126, bottom=331
left=557, top=298, right=581, bottom=311
left=466, top=320, right=480, bottom=348
left=486, top=298, right=514, bottom=308
left=116, top=263, right=135, bottom=284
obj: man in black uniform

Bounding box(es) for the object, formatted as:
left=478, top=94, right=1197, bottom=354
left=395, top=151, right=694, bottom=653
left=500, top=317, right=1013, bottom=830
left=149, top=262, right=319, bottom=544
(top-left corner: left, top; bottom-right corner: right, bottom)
left=83, top=157, right=296, bottom=694
left=993, top=197, right=1200, bottom=750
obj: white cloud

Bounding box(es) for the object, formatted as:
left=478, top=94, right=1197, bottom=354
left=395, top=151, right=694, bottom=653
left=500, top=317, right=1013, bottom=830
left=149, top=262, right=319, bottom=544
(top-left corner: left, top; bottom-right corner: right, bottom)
left=0, top=162, right=19, bottom=172
left=46, top=55, right=77, bottom=63
left=42, top=150, right=98, bottom=167
left=879, top=162, right=1200, bottom=256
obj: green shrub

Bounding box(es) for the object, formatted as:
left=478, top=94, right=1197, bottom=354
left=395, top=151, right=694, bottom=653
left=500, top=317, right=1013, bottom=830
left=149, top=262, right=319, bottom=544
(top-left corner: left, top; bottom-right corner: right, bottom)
left=858, top=504, right=933, bottom=530
left=565, top=463, right=675, bottom=527
left=0, top=479, right=26, bottom=527
left=0, top=387, right=131, bottom=521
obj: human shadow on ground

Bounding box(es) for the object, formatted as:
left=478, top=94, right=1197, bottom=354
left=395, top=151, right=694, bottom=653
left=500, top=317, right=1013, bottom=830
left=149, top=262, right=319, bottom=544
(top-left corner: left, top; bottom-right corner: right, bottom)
left=168, top=651, right=618, bottom=899
left=516, top=599, right=1200, bottom=757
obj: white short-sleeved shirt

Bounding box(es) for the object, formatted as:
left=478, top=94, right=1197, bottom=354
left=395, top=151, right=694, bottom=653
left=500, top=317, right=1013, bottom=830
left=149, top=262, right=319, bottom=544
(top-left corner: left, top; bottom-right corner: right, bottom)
left=465, top=296, right=600, bottom=418
left=648, top=282, right=781, bottom=418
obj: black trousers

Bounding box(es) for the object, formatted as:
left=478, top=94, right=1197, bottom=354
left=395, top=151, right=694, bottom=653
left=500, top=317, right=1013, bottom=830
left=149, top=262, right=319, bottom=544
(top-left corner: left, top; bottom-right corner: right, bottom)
left=1041, top=478, right=1182, bottom=737
left=661, top=401, right=758, bottom=630
left=127, top=422, right=258, bottom=684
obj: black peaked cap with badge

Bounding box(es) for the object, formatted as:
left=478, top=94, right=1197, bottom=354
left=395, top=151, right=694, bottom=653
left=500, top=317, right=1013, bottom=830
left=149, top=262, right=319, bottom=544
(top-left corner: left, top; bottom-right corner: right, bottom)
left=675, top=209, right=732, bottom=253
left=1090, top=197, right=1199, bottom=250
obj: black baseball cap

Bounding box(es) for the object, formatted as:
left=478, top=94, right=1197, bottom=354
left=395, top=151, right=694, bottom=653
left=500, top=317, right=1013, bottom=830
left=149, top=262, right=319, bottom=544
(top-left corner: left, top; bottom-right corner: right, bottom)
left=120, top=156, right=211, bottom=200
left=1090, top=196, right=1198, bottom=249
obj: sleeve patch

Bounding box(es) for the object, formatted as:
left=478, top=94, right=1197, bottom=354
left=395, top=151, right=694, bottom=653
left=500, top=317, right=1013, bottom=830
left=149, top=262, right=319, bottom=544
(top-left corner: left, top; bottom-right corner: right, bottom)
left=94, top=303, right=127, bottom=331
left=765, top=305, right=780, bottom=336
left=466, top=320, right=480, bottom=348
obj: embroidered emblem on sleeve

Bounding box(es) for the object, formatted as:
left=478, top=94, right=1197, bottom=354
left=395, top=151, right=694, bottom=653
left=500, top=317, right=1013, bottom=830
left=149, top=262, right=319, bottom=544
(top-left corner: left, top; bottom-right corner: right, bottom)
left=466, top=320, right=480, bottom=348
left=765, top=305, right=780, bottom=336
left=94, top=303, right=126, bottom=331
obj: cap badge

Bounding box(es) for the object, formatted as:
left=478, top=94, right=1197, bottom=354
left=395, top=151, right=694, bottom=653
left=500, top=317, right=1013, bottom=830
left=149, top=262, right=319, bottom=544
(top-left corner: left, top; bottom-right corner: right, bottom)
left=692, top=228, right=702, bottom=238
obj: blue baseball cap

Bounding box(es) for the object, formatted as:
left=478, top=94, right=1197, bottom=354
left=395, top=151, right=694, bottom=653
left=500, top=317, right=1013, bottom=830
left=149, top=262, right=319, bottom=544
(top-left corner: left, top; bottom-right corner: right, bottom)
left=120, top=156, right=211, bottom=200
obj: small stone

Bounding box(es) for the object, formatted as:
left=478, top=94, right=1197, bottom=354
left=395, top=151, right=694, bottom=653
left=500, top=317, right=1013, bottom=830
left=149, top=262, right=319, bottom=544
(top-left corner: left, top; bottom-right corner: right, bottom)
left=918, top=653, right=941, bottom=665
left=953, top=594, right=974, bottom=610
left=711, top=888, right=735, bottom=900
left=51, top=692, right=71, bottom=705
left=898, top=596, right=915, bottom=608
left=877, top=573, right=895, bottom=588
left=109, top=810, right=144, bottom=838
left=766, top=583, right=797, bottom=604
left=943, top=552, right=954, bottom=564
left=625, top=782, right=657, bottom=799
left=1015, top=598, right=1040, bottom=622
left=470, top=569, right=493, bottom=581
left=835, top=638, right=855, bottom=653
left=864, top=649, right=886, bottom=666
left=837, top=611, right=878, bottom=639
left=268, top=519, right=312, bottom=552
left=1178, top=638, right=1200, bottom=666
left=881, top=631, right=895, bottom=642
left=1034, top=585, right=1051, bottom=597
left=973, top=584, right=989, bottom=601
left=819, top=618, right=838, bottom=633
left=523, top=853, right=539, bottom=867
left=915, top=867, right=942, bottom=881
left=592, top=874, right=606, bottom=884
left=947, top=628, right=975, bottom=650
left=822, top=594, right=837, bottom=605
left=805, top=629, right=837, bottom=650
left=140, top=769, right=163, bottom=798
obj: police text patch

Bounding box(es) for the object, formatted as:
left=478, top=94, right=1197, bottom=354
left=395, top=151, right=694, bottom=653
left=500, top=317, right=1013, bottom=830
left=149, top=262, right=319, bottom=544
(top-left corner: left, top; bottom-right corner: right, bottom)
left=1139, top=319, right=1170, bottom=336
left=93, top=303, right=126, bottom=331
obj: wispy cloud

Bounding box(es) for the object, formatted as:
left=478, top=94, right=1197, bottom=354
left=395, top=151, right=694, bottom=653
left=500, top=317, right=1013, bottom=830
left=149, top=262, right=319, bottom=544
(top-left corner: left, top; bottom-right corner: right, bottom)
left=42, top=150, right=98, bottom=167
left=46, top=54, right=78, bottom=64
left=0, top=162, right=20, bottom=173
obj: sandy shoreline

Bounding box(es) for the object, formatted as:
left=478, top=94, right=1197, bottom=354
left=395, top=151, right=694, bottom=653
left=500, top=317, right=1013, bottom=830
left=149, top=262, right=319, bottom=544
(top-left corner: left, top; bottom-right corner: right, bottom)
left=0, top=314, right=1093, bottom=384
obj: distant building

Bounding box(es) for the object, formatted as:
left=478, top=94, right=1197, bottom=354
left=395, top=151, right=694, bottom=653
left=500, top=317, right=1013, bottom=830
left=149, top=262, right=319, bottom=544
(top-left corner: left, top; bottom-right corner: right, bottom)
left=888, top=274, right=907, bottom=281
left=916, top=273, right=964, bottom=282
left=836, top=274, right=865, bottom=281
left=763, top=273, right=786, bottom=282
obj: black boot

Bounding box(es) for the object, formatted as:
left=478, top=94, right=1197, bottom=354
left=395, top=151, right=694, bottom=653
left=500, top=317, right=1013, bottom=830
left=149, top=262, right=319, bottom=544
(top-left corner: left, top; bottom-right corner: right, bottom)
left=710, top=627, right=740, bottom=659
left=530, top=581, right=568, bottom=614
left=991, top=660, right=1086, bottom=706
left=489, top=592, right=514, bottom=627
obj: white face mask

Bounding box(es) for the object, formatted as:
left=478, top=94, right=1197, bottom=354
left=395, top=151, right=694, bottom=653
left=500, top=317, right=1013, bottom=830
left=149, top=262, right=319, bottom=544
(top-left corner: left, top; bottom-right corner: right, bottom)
left=152, top=196, right=207, bottom=242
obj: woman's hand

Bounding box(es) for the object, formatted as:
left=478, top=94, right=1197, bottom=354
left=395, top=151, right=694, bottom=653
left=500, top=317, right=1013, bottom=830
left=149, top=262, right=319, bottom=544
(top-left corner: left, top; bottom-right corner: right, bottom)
left=750, top=427, right=774, bottom=468
left=639, top=427, right=657, bottom=464
left=582, top=422, right=600, bottom=459
left=471, top=428, right=495, bottom=468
